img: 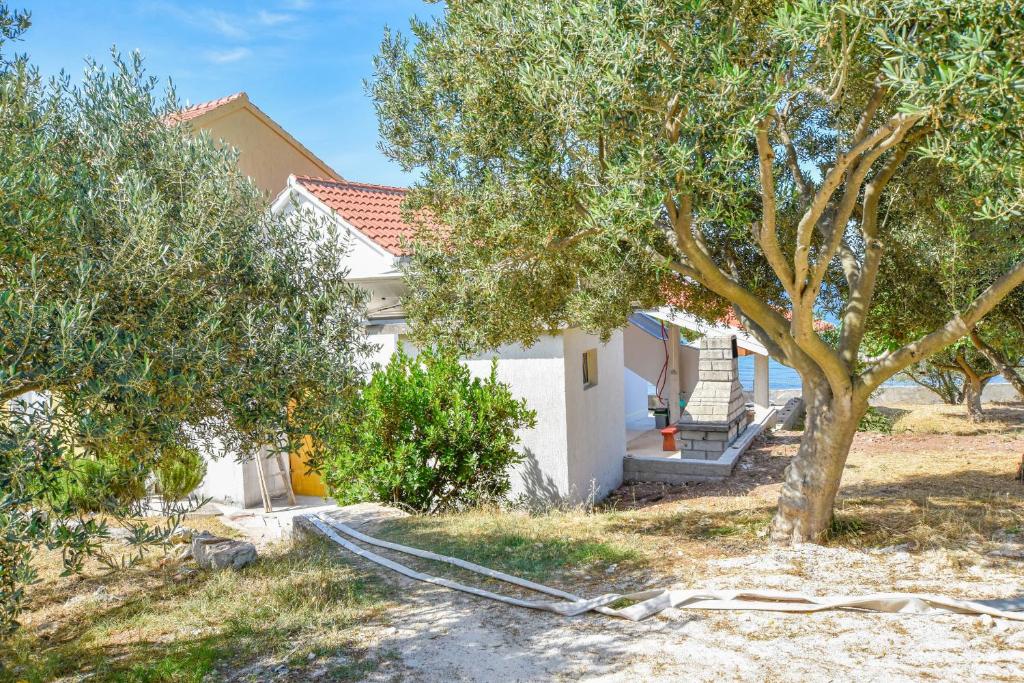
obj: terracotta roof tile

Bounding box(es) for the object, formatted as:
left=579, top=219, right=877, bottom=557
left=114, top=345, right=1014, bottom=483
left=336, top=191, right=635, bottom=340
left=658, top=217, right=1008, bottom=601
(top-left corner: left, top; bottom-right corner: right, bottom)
left=295, top=176, right=429, bottom=255
left=168, top=92, right=246, bottom=123
left=664, top=286, right=835, bottom=333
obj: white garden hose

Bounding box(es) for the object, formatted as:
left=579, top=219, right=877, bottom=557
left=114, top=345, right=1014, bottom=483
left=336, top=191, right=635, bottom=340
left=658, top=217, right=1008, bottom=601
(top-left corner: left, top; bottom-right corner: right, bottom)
left=306, top=512, right=1024, bottom=623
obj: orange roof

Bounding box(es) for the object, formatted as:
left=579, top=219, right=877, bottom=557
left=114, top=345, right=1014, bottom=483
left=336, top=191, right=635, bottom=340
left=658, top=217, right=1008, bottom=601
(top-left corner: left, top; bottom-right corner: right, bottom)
left=167, top=92, right=246, bottom=123
left=295, top=176, right=425, bottom=255
left=664, top=285, right=835, bottom=333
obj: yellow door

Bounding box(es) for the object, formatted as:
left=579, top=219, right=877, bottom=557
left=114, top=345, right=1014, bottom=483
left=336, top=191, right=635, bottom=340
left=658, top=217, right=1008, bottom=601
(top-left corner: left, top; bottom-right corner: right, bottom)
left=290, top=435, right=327, bottom=497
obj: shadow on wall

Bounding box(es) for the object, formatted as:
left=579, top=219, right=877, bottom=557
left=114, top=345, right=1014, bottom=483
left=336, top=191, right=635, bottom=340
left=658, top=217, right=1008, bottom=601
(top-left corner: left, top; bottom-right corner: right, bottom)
left=513, top=449, right=564, bottom=511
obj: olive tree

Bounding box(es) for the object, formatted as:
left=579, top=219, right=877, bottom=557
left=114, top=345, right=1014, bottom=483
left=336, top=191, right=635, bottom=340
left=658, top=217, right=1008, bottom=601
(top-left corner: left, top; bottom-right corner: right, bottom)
left=371, top=0, right=1024, bottom=543
left=865, top=167, right=1024, bottom=419
left=1, top=10, right=369, bottom=633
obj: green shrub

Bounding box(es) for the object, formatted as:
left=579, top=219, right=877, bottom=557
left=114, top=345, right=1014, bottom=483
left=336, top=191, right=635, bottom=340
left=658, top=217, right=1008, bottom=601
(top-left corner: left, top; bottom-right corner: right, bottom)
left=155, top=444, right=207, bottom=502
left=857, top=407, right=894, bottom=434
left=322, top=347, right=536, bottom=513
left=55, top=446, right=150, bottom=513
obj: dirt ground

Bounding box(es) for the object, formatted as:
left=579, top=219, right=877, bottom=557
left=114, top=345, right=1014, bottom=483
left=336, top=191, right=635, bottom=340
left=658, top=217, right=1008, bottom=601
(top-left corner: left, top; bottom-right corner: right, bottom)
left=8, top=403, right=1024, bottom=682
left=339, top=405, right=1024, bottom=682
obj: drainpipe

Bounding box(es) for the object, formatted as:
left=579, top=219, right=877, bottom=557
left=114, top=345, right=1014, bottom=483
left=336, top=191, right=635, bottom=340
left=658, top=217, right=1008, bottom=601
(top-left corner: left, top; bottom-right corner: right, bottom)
left=666, top=323, right=682, bottom=423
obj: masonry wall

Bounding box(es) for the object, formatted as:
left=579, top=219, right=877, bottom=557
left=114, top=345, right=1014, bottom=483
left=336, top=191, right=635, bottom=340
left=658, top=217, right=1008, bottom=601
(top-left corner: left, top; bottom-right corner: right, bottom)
left=562, top=329, right=626, bottom=502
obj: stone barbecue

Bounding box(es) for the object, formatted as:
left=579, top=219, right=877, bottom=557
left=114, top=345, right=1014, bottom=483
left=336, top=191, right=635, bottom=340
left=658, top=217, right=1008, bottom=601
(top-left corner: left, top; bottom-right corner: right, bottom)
left=677, top=334, right=749, bottom=460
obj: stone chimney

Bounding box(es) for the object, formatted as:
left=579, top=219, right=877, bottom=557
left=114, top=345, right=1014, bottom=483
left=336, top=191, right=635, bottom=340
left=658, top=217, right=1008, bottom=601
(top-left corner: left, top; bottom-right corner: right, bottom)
left=676, top=334, right=749, bottom=460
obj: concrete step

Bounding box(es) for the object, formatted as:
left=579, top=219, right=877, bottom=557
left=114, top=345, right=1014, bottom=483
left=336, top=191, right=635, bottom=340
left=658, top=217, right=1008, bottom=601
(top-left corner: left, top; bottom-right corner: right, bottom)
left=623, top=405, right=775, bottom=484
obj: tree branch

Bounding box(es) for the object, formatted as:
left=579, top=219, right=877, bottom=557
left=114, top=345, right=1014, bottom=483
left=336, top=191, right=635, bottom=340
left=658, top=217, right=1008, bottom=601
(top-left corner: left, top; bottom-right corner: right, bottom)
left=836, top=129, right=927, bottom=365
left=664, top=194, right=837, bottom=387
left=857, top=259, right=1024, bottom=396
left=793, top=113, right=919, bottom=290
left=755, top=118, right=796, bottom=296
left=773, top=110, right=811, bottom=204
left=970, top=328, right=1024, bottom=397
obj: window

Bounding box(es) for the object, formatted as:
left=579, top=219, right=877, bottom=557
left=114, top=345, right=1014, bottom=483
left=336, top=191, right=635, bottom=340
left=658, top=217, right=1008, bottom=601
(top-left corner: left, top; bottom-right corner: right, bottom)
left=582, top=349, right=598, bottom=389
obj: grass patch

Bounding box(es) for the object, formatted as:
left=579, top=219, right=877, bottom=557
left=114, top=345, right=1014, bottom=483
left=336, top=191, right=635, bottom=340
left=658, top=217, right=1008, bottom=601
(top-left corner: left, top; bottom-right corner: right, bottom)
left=891, top=403, right=1024, bottom=436
left=1, top=529, right=392, bottom=683
left=377, top=509, right=643, bottom=581
left=858, top=406, right=897, bottom=433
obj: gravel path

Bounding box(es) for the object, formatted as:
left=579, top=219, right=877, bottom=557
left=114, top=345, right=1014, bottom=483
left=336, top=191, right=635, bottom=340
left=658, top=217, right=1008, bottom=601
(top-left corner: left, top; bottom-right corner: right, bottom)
left=314, top=505, right=1024, bottom=682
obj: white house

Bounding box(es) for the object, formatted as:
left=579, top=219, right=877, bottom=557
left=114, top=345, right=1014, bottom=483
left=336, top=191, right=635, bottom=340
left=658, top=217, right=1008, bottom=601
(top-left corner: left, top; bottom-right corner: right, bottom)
left=265, top=175, right=774, bottom=504
left=269, top=176, right=631, bottom=504
left=184, top=94, right=775, bottom=509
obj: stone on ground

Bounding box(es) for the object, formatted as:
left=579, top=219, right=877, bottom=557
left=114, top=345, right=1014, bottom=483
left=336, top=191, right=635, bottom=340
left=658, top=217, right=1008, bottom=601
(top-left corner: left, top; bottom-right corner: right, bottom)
left=191, top=531, right=258, bottom=570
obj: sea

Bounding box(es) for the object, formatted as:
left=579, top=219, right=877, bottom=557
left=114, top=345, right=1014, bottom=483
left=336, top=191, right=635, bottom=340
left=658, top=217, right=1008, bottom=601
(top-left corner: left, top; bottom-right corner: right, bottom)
left=736, top=356, right=1006, bottom=392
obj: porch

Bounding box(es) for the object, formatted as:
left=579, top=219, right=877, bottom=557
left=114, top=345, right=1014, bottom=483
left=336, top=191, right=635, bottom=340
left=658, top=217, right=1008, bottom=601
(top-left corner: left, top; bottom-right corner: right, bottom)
left=622, top=310, right=778, bottom=484
left=623, top=403, right=777, bottom=484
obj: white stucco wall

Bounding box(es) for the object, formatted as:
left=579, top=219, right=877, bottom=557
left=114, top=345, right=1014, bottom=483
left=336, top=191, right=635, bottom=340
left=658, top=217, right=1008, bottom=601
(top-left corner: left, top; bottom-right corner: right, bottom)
left=366, top=332, right=401, bottom=372
left=624, top=367, right=650, bottom=422
left=562, top=329, right=626, bottom=502
left=623, top=322, right=668, bottom=386
left=461, top=335, right=571, bottom=503
left=274, top=190, right=397, bottom=280
left=195, top=439, right=245, bottom=505
left=196, top=442, right=290, bottom=508
left=680, top=345, right=700, bottom=402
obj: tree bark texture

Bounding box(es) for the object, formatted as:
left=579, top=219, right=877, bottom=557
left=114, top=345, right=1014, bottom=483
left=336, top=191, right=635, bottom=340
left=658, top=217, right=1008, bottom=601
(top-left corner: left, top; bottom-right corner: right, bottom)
left=963, top=376, right=985, bottom=422
left=771, top=380, right=866, bottom=543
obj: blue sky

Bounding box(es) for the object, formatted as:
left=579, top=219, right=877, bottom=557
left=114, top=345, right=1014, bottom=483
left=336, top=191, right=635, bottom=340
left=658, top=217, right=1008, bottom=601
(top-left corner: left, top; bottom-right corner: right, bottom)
left=19, top=1, right=439, bottom=186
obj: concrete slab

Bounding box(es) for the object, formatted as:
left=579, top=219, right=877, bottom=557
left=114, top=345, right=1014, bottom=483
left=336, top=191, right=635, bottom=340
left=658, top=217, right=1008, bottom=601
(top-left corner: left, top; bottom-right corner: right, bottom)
left=623, top=405, right=777, bottom=484
left=211, top=494, right=337, bottom=543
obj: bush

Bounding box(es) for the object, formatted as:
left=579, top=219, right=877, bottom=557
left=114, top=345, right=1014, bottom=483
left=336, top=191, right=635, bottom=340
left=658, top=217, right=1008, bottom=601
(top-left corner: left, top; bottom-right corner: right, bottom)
left=55, top=446, right=150, bottom=514
left=322, top=347, right=536, bottom=513
left=155, top=444, right=207, bottom=502
left=857, top=407, right=894, bottom=434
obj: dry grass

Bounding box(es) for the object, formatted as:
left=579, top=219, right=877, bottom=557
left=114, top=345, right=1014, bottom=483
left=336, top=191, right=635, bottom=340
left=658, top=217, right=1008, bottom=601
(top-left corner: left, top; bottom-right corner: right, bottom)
left=6, top=402, right=1024, bottom=681
left=891, top=402, right=1024, bottom=436
left=378, top=404, right=1024, bottom=588
left=1, top=516, right=392, bottom=683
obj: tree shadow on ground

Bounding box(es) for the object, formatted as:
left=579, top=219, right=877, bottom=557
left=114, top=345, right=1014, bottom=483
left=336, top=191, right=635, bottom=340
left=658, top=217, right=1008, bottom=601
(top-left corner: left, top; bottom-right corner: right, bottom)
left=830, top=468, right=1024, bottom=548
left=608, top=432, right=794, bottom=510
left=2, top=539, right=391, bottom=683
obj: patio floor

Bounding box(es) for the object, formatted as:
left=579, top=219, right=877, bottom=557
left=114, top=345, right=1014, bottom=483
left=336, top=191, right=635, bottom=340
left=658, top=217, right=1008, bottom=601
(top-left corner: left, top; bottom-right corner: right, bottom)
left=625, top=405, right=777, bottom=461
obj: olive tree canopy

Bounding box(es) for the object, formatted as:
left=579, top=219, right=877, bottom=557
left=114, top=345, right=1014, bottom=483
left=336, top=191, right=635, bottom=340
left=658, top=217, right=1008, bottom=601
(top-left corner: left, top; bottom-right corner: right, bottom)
left=1, top=9, right=370, bottom=633
left=371, top=0, right=1024, bottom=542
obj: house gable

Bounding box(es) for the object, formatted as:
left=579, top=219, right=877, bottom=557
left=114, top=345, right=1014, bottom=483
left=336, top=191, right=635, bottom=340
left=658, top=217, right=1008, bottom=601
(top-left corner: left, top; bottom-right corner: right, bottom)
left=272, top=181, right=399, bottom=280
left=171, top=92, right=341, bottom=198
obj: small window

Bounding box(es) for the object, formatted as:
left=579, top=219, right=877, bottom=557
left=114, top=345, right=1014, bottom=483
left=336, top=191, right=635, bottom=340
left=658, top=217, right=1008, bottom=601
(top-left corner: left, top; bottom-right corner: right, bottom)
left=582, top=349, right=598, bottom=389
left=731, top=337, right=739, bottom=359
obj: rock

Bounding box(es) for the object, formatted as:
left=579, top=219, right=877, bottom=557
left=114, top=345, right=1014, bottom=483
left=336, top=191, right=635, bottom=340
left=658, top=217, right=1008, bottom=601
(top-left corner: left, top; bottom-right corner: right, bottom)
left=170, top=527, right=194, bottom=545
left=172, top=568, right=198, bottom=582
left=66, top=586, right=120, bottom=607
left=876, top=542, right=913, bottom=554
left=35, top=620, right=60, bottom=639
left=986, top=545, right=1024, bottom=560
left=106, top=526, right=135, bottom=543
left=174, top=544, right=194, bottom=561
left=191, top=531, right=257, bottom=570
left=993, top=529, right=1023, bottom=544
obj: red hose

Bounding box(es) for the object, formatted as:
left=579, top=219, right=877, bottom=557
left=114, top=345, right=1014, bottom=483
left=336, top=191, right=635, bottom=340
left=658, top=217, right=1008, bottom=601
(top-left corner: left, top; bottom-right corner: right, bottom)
left=655, top=321, right=669, bottom=407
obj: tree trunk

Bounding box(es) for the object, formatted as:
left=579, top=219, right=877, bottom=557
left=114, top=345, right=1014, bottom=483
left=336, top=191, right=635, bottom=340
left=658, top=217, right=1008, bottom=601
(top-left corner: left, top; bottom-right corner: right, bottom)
left=970, top=330, right=1024, bottom=400
left=771, top=379, right=865, bottom=544
left=963, top=375, right=985, bottom=422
